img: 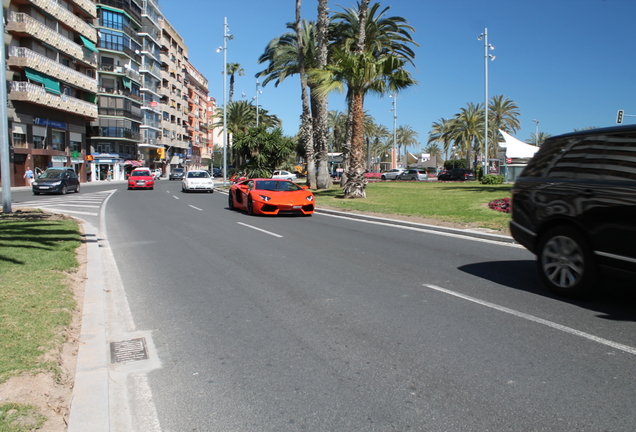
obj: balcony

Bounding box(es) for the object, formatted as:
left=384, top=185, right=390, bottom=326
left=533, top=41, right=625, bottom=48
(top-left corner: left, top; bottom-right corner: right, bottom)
left=98, top=63, right=141, bottom=82
left=9, top=47, right=97, bottom=93
left=7, top=12, right=97, bottom=67
left=89, top=126, right=141, bottom=141
left=96, top=0, right=142, bottom=23
left=9, top=81, right=97, bottom=119
left=29, top=0, right=97, bottom=41
left=98, top=107, right=143, bottom=122
left=98, top=86, right=143, bottom=103
left=70, top=0, right=97, bottom=18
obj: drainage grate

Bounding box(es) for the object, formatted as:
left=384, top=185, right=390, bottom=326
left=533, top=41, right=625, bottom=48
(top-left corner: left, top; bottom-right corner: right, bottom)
left=110, top=338, right=148, bottom=363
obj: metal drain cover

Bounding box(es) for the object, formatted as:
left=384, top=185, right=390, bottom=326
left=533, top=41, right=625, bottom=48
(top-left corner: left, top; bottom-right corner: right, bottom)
left=110, top=338, right=148, bottom=363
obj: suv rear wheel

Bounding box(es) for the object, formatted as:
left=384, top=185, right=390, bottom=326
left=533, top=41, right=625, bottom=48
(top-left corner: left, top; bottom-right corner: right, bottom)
left=537, top=226, right=597, bottom=297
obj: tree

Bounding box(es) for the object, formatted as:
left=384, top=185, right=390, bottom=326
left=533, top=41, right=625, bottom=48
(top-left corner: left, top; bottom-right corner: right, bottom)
left=428, top=117, right=455, bottom=159
left=396, top=125, right=418, bottom=167
left=488, top=95, right=521, bottom=159
left=232, top=126, right=295, bottom=178
left=314, top=0, right=331, bottom=188
left=449, top=102, right=483, bottom=171
left=319, top=0, right=417, bottom=198
left=528, top=131, right=551, bottom=146
left=422, top=142, right=442, bottom=158
left=226, top=63, right=244, bottom=103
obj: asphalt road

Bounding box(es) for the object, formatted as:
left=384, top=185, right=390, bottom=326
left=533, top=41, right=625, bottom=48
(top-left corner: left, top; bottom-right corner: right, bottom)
left=11, top=180, right=636, bottom=431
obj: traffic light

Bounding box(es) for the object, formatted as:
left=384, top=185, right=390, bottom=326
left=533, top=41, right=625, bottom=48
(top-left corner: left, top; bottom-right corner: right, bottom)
left=617, top=110, right=624, bottom=124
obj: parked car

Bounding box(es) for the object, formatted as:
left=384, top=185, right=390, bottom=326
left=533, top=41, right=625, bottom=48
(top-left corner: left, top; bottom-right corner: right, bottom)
left=380, top=168, right=405, bottom=180
left=211, top=168, right=222, bottom=177
left=397, top=169, right=428, bottom=181
left=228, top=179, right=314, bottom=216
left=182, top=170, right=214, bottom=193
left=169, top=168, right=185, bottom=180
left=272, top=170, right=297, bottom=181
left=32, top=168, right=80, bottom=195
left=437, top=168, right=475, bottom=181
left=510, top=125, right=636, bottom=297
left=127, top=168, right=154, bottom=190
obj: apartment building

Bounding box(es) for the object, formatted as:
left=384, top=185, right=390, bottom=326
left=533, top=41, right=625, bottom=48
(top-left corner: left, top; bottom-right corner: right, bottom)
left=5, top=0, right=99, bottom=187
left=158, top=16, right=189, bottom=174
left=183, top=60, right=208, bottom=170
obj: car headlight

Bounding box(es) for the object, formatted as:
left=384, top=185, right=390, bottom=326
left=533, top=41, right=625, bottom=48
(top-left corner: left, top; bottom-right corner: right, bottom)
left=306, top=195, right=314, bottom=201
left=50, top=181, right=62, bottom=186
left=259, top=195, right=271, bottom=201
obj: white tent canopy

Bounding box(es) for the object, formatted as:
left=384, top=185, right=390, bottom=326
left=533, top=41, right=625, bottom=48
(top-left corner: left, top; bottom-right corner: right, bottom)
left=498, top=130, right=539, bottom=158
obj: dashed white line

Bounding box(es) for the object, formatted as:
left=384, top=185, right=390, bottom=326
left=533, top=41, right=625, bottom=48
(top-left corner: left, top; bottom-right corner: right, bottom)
left=188, top=205, right=203, bottom=211
left=237, top=222, right=283, bottom=238
left=422, top=284, right=636, bottom=355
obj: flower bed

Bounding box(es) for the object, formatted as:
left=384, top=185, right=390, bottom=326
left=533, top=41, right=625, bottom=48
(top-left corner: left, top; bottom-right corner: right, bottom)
left=488, top=197, right=511, bottom=213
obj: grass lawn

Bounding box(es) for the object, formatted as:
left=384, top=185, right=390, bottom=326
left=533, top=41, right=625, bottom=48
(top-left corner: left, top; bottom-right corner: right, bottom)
left=0, top=211, right=81, bottom=383
left=312, top=180, right=512, bottom=232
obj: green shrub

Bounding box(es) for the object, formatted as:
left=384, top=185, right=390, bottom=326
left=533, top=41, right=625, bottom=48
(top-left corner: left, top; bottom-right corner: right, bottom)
left=481, top=174, right=504, bottom=184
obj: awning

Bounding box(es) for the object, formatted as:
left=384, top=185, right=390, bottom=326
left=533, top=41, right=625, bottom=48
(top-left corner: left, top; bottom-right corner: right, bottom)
left=122, top=76, right=131, bottom=90
left=124, top=160, right=144, bottom=166
left=25, top=68, right=60, bottom=94
left=499, top=130, right=540, bottom=159
left=79, top=35, right=98, bottom=53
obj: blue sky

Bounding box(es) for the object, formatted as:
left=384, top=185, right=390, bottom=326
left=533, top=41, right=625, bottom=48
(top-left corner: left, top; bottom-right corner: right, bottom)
left=159, top=0, right=636, bottom=151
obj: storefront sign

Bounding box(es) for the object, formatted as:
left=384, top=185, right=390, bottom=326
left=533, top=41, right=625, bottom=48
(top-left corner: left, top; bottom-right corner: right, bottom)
left=34, top=118, right=67, bottom=129
left=52, top=156, right=68, bottom=162
left=71, top=158, right=84, bottom=163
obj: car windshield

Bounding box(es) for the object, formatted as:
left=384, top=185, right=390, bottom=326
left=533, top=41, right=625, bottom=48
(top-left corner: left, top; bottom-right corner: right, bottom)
left=187, top=172, right=210, bottom=178
left=174, top=169, right=184, bottom=173
left=131, top=171, right=151, bottom=177
left=254, top=180, right=302, bottom=192
left=39, top=170, right=64, bottom=179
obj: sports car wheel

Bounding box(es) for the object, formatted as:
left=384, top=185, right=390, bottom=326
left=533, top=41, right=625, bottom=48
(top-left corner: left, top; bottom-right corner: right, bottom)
left=247, top=196, right=254, bottom=215
left=228, top=193, right=235, bottom=210
left=537, top=226, right=597, bottom=297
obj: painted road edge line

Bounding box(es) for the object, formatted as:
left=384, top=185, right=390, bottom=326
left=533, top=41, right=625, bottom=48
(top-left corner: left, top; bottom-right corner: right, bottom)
left=423, top=284, right=636, bottom=356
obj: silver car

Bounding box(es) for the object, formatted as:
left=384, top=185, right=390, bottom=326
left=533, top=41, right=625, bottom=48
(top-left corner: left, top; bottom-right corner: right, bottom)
left=380, top=168, right=405, bottom=180
left=397, top=169, right=428, bottom=181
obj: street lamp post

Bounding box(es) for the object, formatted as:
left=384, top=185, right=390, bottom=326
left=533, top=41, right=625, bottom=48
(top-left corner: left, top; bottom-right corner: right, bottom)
left=478, top=28, right=495, bottom=174
left=533, top=119, right=539, bottom=145
left=255, top=79, right=262, bottom=127
left=390, top=93, right=397, bottom=168
left=216, top=18, right=232, bottom=186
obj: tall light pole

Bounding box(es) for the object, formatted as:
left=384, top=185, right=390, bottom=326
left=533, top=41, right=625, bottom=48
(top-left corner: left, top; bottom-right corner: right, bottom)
left=1, top=12, right=12, bottom=212
left=390, top=93, right=397, bottom=168
left=478, top=28, right=495, bottom=173
left=255, top=79, right=262, bottom=127
left=217, top=17, right=232, bottom=186
left=533, top=119, right=539, bottom=145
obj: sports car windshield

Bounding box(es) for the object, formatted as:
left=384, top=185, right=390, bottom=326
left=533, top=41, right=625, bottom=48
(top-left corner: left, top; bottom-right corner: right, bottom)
left=254, top=180, right=302, bottom=192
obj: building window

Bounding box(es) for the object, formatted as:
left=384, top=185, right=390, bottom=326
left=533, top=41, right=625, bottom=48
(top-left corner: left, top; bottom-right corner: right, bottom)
left=51, top=130, right=66, bottom=151
left=12, top=132, right=26, bottom=148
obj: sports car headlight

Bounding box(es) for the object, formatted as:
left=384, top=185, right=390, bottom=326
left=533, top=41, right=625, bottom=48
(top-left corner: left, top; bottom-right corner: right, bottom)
left=259, top=195, right=271, bottom=201
left=306, top=195, right=314, bottom=201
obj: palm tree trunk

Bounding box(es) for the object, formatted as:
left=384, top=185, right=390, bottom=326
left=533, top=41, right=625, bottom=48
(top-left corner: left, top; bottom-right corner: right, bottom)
left=295, top=0, right=316, bottom=188
left=343, top=93, right=366, bottom=198
left=314, top=0, right=331, bottom=189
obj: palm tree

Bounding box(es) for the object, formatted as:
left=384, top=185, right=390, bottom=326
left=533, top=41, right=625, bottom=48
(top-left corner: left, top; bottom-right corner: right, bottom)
left=396, top=125, right=418, bottom=167
left=528, top=131, right=551, bottom=146
left=232, top=126, right=295, bottom=178
left=449, top=102, right=483, bottom=171
left=428, top=117, right=455, bottom=159
left=226, top=63, right=244, bottom=103
left=314, top=0, right=331, bottom=188
left=488, top=95, right=521, bottom=159
left=422, top=142, right=442, bottom=158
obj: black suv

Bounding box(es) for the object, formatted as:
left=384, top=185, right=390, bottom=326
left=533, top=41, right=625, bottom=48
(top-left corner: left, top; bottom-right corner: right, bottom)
left=510, top=125, right=636, bottom=297
left=437, top=168, right=475, bottom=181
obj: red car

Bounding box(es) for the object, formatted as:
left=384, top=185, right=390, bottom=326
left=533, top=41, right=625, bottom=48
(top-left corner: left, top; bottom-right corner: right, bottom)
left=127, top=168, right=155, bottom=190
left=228, top=178, right=314, bottom=216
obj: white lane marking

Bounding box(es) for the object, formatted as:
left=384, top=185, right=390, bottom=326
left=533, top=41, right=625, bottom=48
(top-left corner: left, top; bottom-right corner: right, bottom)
left=237, top=222, right=283, bottom=238
left=423, top=284, right=636, bottom=356
left=189, top=205, right=203, bottom=211
left=318, top=212, right=522, bottom=248
left=173, top=196, right=179, bottom=200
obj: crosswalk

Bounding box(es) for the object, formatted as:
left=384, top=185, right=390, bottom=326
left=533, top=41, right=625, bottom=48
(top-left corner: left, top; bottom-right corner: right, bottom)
left=14, top=190, right=116, bottom=217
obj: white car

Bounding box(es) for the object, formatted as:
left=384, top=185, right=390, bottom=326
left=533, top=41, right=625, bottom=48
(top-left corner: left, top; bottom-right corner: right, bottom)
left=272, top=170, right=297, bottom=181
left=380, top=168, right=405, bottom=180
left=182, top=170, right=214, bottom=193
